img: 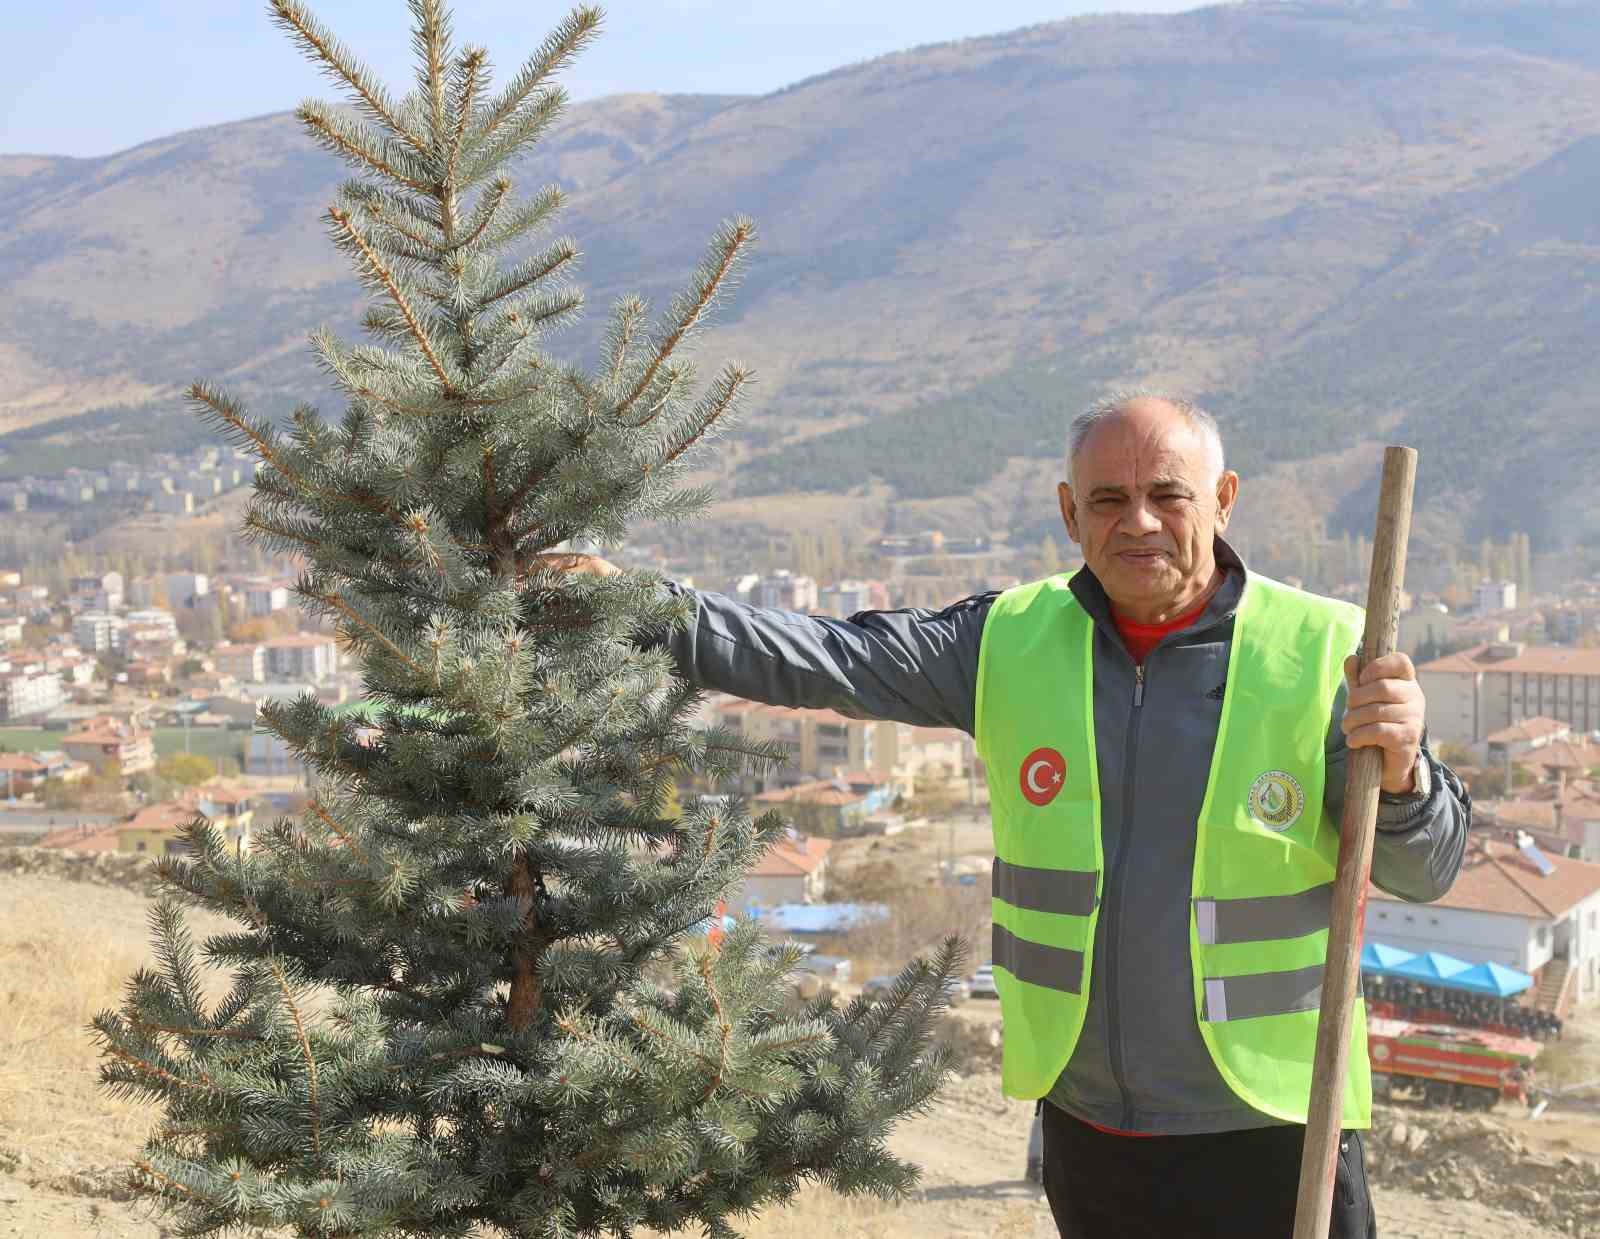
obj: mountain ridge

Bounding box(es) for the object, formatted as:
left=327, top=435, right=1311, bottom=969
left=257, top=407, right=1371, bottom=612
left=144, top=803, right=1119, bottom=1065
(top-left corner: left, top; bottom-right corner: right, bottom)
left=3, top=0, right=1598, bottom=545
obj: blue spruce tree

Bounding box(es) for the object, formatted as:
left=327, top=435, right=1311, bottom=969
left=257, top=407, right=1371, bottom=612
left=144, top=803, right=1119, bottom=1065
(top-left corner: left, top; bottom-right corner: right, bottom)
left=93, top=3, right=959, bottom=1235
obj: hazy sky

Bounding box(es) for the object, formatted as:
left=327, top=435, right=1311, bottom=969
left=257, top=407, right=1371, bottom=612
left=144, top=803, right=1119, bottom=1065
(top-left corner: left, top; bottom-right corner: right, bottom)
left=5, top=1, right=1211, bottom=158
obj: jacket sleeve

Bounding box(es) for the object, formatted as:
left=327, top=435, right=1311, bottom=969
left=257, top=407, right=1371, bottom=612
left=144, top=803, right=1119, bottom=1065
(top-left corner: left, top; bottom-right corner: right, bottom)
left=1324, top=679, right=1471, bottom=903
left=654, top=582, right=990, bottom=732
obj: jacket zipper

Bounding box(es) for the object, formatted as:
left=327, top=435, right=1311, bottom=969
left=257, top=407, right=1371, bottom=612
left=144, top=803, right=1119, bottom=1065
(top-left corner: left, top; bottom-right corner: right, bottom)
left=1105, top=659, right=1146, bottom=1129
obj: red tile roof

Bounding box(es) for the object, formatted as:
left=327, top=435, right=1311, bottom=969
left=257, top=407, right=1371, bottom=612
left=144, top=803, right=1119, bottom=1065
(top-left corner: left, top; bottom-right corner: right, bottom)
left=1417, top=649, right=1487, bottom=674
left=198, top=782, right=253, bottom=804
left=35, top=822, right=122, bottom=853
left=123, top=801, right=206, bottom=833
left=1476, top=780, right=1600, bottom=846
left=754, top=774, right=891, bottom=807
left=1371, top=836, right=1600, bottom=920
left=63, top=715, right=151, bottom=745
left=1487, top=717, right=1570, bottom=744
left=750, top=835, right=833, bottom=877
left=1420, top=644, right=1600, bottom=677
left=755, top=783, right=864, bottom=807
left=1513, top=740, right=1600, bottom=773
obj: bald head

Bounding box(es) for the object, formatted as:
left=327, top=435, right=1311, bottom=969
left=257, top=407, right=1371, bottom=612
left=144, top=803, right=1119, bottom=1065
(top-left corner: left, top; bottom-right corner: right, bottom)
left=1068, top=391, right=1225, bottom=489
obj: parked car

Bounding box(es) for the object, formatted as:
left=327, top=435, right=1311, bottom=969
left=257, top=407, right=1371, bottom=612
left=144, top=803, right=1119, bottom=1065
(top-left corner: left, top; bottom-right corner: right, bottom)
left=863, top=973, right=971, bottom=1004
left=795, top=954, right=851, bottom=984
left=969, top=964, right=999, bottom=999
left=862, top=974, right=899, bottom=1001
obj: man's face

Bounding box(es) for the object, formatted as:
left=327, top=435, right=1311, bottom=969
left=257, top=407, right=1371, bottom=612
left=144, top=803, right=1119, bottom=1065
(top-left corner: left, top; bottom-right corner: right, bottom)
left=1057, top=400, right=1239, bottom=618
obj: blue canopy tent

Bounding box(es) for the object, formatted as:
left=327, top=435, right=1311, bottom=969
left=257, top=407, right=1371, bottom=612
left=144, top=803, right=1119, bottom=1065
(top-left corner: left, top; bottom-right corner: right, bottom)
left=1386, top=950, right=1472, bottom=985
left=1360, top=942, right=1417, bottom=974
left=1451, top=961, right=1533, bottom=998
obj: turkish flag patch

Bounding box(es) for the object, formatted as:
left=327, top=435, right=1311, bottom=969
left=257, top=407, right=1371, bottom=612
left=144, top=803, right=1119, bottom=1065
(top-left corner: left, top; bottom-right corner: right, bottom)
left=1019, top=747, right=1067, bottom=806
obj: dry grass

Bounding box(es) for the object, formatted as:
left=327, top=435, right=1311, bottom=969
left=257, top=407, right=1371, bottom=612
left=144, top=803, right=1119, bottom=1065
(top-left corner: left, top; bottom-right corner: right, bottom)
left=0, top=873, right=242, bottom=1169
left=650, top=1189, right=1043, bottom=1239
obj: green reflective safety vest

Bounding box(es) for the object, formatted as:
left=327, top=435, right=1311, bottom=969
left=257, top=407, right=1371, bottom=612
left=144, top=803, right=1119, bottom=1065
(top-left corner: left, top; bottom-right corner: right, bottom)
left=974, top=571, right=1371, bottom=1127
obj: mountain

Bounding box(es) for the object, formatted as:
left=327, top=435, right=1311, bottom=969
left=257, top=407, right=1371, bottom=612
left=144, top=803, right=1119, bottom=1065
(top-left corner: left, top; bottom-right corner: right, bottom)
left=2, top=0, right=1599, bottom=546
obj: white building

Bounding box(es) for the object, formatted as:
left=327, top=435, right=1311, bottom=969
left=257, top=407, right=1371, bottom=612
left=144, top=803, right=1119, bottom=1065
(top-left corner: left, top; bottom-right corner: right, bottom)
left=244, top=582, right=291, bottom=616
left=264, top=635, right=340, bottom=683
left=1476, top=579, right=1518, bottom=614
left=0, top=663, right=65, bottom=721
left=755, top=570, right=819, bottom=613
left=72, top=611, right=123, bottom=654
left=818, top=580, right=878, bottom=618
left=1366, top=835, right=1600, bottom=1015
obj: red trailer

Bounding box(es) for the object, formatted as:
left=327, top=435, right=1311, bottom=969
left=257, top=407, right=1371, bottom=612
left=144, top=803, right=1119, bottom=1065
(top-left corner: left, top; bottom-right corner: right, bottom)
left=1367, top=1017, right=1540, bottom=1110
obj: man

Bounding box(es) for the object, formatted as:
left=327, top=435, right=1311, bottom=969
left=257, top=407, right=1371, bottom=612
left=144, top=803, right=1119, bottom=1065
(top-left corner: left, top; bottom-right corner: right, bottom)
left=554, top=393, right=1468, bottom=1237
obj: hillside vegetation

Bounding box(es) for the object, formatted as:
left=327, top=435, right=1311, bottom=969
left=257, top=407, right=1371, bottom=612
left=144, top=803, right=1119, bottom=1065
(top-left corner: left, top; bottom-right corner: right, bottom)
left=2, top=0, right=1598, bottom=543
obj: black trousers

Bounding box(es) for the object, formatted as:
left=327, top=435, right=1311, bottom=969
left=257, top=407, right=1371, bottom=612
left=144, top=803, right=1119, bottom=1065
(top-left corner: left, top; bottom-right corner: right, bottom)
left=1040, top=1101, right=1378, bottom=1238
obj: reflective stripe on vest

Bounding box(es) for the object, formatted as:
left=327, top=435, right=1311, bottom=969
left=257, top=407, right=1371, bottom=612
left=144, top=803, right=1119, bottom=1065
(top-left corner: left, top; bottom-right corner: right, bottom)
left=1203, top=965, right=1324, bottom=1023
left=975, top=571, right=1371, bottom=1127
left=1195, top=884, right=1334, bottom=946
left=993, top=924, right=1085, bottom=995
left=993, top=859, right=1098, bottom=917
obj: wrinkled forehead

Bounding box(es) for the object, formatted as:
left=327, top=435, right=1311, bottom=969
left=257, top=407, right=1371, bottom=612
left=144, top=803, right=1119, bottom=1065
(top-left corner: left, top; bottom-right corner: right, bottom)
left=1073, top=414, right=1218, bottom=488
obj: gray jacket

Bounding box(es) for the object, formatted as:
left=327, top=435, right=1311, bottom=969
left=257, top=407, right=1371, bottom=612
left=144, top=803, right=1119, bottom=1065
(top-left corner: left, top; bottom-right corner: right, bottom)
left=661, top=542, right=1469, bottom=1134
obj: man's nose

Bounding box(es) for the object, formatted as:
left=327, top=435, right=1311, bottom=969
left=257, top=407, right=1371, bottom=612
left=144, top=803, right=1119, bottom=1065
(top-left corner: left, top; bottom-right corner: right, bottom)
left=1122, top=499, right=1163, bottom=534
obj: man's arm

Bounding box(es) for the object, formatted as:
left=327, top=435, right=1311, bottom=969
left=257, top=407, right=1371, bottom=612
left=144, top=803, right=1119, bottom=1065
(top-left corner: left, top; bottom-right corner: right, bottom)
left=655, top=583, right=991, bottom=732
left=1325, top=678, right=1471, bottom=904
left=532, top=554, right=988, bottom=729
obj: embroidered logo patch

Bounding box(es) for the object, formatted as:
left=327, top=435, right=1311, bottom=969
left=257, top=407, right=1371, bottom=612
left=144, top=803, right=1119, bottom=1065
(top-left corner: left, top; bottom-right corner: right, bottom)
left=1248, top=770, right=1305, bottom=831
left=1020, top=747, right=1067, bottom=807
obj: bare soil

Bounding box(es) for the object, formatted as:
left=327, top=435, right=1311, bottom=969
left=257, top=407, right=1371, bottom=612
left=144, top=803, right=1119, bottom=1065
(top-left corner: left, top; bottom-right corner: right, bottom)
left=2, top=869, right=1596, bottom=1237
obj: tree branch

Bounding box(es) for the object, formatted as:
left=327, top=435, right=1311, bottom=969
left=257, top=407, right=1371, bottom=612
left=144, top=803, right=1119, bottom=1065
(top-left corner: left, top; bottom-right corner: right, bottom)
left=267, top=959, right=323, bottom=1163
left=615, top=220, right=754, bottom=423
left=271, top=0, right=432, bottom=157
left=330, top=206, right=456, bottom=393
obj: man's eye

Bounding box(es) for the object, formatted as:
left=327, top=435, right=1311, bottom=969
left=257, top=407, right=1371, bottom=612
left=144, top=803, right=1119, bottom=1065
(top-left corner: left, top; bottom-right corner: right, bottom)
left=1091, top=498, right=1122, bottom=509
left=1155, top=493, right=1187, bottom=505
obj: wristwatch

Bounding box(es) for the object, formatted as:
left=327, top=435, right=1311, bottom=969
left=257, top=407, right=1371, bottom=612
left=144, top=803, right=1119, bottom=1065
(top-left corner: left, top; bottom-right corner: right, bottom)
left=1379, top=749, right=1432, bottom=803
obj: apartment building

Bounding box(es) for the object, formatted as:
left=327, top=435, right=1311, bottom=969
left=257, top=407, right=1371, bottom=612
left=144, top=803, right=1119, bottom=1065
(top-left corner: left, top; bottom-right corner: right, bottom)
left=704, top=698, right=873, bottom=792
left=244, top=581, right=291, bottom=616
left=264, top=634, right=340, bottom=682
left=72, top=611, right=123, bottom=654
left=1418, top=642, right=1600, bottom=745
left=0, top=662, right=64, bottom=721
left=61, top=716, right=156, bottom=775
left=214, top=642, right=267, bottom=683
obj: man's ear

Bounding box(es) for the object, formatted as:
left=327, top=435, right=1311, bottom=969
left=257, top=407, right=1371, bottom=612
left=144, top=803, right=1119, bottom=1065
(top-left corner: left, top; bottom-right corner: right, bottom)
left=1214, top=470, right=1240, bottom=531
left=1057, top=481, right=1081, bottom=544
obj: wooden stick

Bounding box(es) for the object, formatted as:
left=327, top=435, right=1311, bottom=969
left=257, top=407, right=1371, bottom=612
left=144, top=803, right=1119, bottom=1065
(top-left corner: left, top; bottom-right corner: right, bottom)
left=1293, top=445, right=1417, bottom=1239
